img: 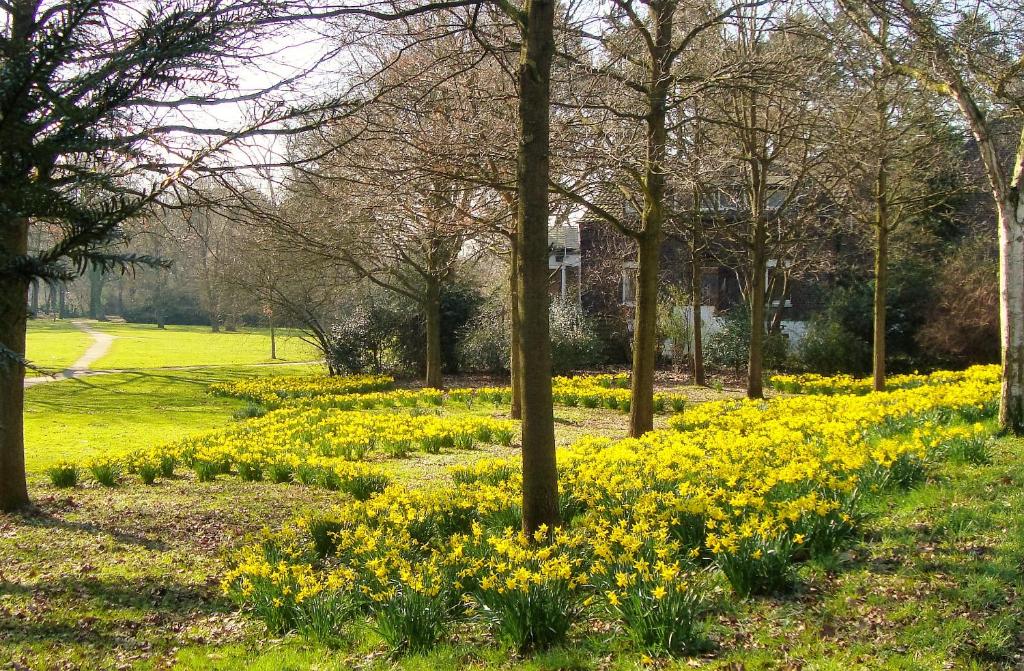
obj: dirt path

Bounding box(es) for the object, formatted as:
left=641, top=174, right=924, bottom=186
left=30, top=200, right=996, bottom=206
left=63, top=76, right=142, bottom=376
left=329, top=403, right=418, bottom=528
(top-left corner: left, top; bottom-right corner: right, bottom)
left=23, top=321, right=320, bottom=388
left=24, top=321, right=115, bottom=387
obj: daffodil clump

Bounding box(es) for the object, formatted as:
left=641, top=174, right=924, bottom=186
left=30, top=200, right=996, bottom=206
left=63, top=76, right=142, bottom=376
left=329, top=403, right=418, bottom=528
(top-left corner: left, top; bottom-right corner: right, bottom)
left=214, top=372, right=686, bottom=415
left=74, top=406, right=517, bottom=492
left=223, top=365, right=1000, bottom=657
left=210, top=373, right=395, bottom=406
left=769, top=364, right=998, bottom=395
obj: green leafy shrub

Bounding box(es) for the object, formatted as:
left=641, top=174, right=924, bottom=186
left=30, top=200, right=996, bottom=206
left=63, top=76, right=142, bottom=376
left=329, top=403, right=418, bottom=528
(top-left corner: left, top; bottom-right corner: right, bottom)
left=549, top=297, right=605, bottom=375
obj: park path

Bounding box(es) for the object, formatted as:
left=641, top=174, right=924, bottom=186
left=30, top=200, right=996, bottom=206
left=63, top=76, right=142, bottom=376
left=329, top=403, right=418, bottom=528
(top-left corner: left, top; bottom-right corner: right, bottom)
left=23, top=321, right=320, bottom=387
left=24, top=320, right=116, bottom=388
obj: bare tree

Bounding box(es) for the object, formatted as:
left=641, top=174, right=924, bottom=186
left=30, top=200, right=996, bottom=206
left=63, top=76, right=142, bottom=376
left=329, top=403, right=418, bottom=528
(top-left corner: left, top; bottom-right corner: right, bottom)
left=835, top=0, right=1024, bottom=430
left=707, top=4, right=832, bottom=398
left=827, top=14, right=955, bottom=390
left=557, top=0, right=753, bottom=435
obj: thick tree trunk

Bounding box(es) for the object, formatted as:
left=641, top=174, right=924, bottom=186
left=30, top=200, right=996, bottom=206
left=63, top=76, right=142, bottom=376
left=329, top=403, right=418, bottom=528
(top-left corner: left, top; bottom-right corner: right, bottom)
left=629, top=232, right=660, bottom=436
left=690, top=248, right=706, bottom=386
left=873, top=221, right=888, bottom=392
left=509, top=239, right=522, bottom=420
left=29, top=281, right=38, bottom=316
left=747, top=221, right=767, bottom=399
left=516, top=0, right=559, bottom=536
left=56, top=283, right=65, bottom=319
left=0, top=219, right=30, bottom=512
left=424, top=277, right=443, bottom=389
left=998, top=194, right=1024, bottom=432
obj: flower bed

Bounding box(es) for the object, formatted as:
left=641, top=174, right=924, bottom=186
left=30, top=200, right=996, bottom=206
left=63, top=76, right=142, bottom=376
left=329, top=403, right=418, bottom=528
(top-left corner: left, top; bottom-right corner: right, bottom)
left=768, top=365, right=997, bottom=396
left=222, top=365, right=999, bottom=657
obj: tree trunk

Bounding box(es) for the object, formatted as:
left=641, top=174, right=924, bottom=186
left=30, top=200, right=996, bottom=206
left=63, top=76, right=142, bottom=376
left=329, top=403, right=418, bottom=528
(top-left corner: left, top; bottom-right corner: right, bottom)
left=269, top=312, right=277, bottom=360
left=690, top=247, right=706, bottom=386
left=57, top=283, right=65, bottom=319
left=424, top=277, right=443, bottom=389
left=29, top=280, right=38, bottom=316
left=998, top=194, right=1024, bottom=433
left=509, top=238, right=522, bottom=420
left=516, top=0, right=559, bottom=536
left=0, top=219, right=30, bottom=512
left=628, top=1, right=671, bottom=438
left=768, top=278, right=786, bottom=334
left=747, top=221, right=767, bottom=399
left=89, top=265, right=105, bottom=321
left=629, top=231, right=660, bottom=436
left=873, top=220, right=888, bottom=393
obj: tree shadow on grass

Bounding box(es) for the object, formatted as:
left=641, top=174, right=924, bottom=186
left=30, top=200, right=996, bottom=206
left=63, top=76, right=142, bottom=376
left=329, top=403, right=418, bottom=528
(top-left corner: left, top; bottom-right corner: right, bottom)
left=9, top=507, right=170, bottom=552
left=0, top=574, right=235, bottom=655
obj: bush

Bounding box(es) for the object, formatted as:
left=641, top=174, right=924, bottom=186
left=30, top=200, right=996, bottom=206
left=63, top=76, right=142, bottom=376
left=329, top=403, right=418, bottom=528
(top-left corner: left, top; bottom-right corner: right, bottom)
left=918, top=235, right=1000, bottom=366
left=549, top=297, right=605, bottom=374
left=798, top=318, right=872, bottom=376
left=327, top=284, right=483, bottom=378
left=658, top=286, right=693, bottom=371
left=458, top=303, right=510, bottom=374
left=704, top=306, right=787, bottom=374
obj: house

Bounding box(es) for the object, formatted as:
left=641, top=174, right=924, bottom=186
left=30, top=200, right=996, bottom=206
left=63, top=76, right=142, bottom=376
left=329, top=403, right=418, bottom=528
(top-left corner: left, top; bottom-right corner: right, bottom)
left=547, top=185, right=827, bottom=360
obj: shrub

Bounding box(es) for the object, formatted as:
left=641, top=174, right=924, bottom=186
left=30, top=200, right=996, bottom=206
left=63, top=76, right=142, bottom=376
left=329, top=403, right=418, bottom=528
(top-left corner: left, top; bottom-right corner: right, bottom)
left=549, top=297, right=605, bottom=375
left=798, top=317, right=872, bottom=376
left=47, top=463, right=79, bottom=488
left=704, top=306, right=789, bottom=375
left=458, top=303, right=510, bottom=374
left=658, top=285, right=694, bottom=371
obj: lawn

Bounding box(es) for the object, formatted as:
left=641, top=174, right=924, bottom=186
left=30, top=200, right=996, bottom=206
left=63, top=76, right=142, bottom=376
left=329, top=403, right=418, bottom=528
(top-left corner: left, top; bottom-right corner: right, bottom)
left=4, top=329, right=1019, bottom=670
left=3, top=415, right=1022, bottom=669
left=24, top=365, right=321, bottom=473
left=25, top=319, right=93, bottom=371
left=90, top=323, right=321, bottom=369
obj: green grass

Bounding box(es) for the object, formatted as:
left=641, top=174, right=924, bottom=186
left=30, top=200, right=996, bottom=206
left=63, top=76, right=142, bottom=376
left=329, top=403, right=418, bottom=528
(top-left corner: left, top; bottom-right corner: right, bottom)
left=6, top=372, right=1024, bottom=668
left=26, top=319, right=93, bottom=371
left=7, top=346, right=1022, bottom=669
left=90, top=323, right=320, bottom=369
left=24, top=365, right=321, bottom=472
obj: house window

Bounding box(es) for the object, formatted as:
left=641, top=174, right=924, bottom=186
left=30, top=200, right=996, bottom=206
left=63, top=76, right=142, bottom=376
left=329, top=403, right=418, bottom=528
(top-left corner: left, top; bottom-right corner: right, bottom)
left=621, top=261, right=638, bottom=306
